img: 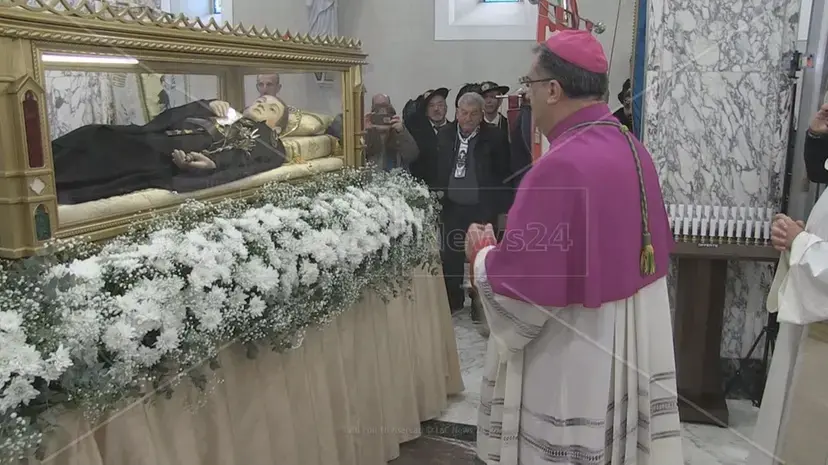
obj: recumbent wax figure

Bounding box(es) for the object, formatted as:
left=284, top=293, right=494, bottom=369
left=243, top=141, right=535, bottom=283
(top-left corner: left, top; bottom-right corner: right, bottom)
left=53, top=96, right=290, bottom=204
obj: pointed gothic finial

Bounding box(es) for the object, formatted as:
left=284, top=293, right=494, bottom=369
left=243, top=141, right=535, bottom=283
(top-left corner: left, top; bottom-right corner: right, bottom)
left=193, top=16, right=206, bottom=29
left=206, top=16, right=220, bottom=30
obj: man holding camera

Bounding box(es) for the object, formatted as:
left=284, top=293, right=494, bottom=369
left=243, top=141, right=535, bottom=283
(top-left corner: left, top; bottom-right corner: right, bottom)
left=364, top=93, right=418, bottom=171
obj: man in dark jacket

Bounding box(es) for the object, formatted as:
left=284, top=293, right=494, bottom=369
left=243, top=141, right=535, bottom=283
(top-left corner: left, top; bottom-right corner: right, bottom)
left=478, top=81, right=510, bottom=141
left=613, top=78, right=633, bottom=131
left=405, top=88, right=450, bottom=187
left=508, top=92, right=534, bottom=188
left=805, top=103, right=828, bottom=184
left=436, top=91, right=512, bottom=313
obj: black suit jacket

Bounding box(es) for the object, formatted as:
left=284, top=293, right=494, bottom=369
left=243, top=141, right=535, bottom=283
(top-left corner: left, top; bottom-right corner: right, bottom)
left=434, top=122, right=513, bottom=220
left=509, top=105, right=533, bottom=188
left=407, top=119, right=442, bottom=186
left=805, top=133, right=828, bottom=184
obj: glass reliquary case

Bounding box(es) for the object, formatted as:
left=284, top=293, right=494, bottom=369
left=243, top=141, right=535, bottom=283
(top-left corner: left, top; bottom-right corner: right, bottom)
left=0, top=0, right=367, bottom=258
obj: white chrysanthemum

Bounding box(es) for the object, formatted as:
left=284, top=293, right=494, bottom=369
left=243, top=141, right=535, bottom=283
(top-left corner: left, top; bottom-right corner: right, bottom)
left=298, top=260, right=320, bottom=286
left=248, top=295, right=266, bottom=317
left=188, top=286, right=227, bottom=331
left=0, top=311, right=22, bottom=333
left=236, top=257, right=280, bottom=293
left=67, top=258, right=103, bottom=281
left=102, top=320, right=136, bottom=355
left=0, top=377, right=39, bottom=413
left=41, top=345, right=73, bottom=381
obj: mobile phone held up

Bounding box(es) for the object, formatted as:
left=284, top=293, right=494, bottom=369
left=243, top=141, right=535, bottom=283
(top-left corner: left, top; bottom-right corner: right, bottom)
left=370, top=104, right=396, bottom=126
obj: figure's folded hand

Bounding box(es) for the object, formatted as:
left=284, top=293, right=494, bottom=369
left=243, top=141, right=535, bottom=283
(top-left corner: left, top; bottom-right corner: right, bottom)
left=171, top=150, right=216, bottom=171
left=171, top=149, right=188, bottom=168
left=209, top=100, right=231, bottom=118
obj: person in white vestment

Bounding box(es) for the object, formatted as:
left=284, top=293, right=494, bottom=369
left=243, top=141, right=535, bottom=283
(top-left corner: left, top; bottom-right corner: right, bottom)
left=464, top=30, right=684, bottom=465
left=749, top=104, right=828, bottom=465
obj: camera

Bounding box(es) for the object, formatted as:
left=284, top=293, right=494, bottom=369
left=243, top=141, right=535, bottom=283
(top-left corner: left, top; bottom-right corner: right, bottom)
left=370, top=104, right=396, bottom=126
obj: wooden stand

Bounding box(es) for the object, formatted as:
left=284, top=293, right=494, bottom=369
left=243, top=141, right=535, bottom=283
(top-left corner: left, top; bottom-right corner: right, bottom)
left=672, top=241, right=779, bottom=426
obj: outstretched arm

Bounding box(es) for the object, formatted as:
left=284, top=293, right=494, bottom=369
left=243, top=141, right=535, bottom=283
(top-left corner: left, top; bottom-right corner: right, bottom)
left=395, top=126, right=420, bottom=163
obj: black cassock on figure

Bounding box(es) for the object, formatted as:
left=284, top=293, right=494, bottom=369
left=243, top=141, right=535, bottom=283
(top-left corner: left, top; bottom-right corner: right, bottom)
left=53, top=99, right=287, bottom=204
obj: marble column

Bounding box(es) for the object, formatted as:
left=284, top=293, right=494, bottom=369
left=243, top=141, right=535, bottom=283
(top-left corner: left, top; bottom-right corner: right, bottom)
left=643, top=0, right=800, bottom=359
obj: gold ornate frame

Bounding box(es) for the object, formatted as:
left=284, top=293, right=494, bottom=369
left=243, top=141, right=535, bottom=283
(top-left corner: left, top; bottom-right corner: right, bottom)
left=0, top=0, right=367, bottom=258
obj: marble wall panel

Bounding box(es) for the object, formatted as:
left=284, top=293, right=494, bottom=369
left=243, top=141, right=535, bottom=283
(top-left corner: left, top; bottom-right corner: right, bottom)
left=44, top=72, right=218, bottom=140
left=644, top=0, right=799, bottom=358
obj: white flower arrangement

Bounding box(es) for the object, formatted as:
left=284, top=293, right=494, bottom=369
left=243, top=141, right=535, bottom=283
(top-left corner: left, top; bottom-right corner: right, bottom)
left=0, top=168, right=439, bottom=463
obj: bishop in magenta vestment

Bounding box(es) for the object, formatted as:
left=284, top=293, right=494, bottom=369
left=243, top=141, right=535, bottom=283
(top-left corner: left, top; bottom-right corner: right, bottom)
left=467, top=30, right=684, bottom=465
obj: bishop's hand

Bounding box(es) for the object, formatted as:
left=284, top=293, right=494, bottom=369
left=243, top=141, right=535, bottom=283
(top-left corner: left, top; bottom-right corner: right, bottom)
left=209, top=100, right=231, bottom=118
left=465, top=223, right=496, bottom=262
left=809, top=103, right=828, bottom=135
left=172, top=149, right=217, bottom=171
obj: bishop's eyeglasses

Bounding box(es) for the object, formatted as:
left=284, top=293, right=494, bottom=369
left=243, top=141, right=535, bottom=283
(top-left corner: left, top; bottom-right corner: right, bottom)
left=518, top=76, right=553, bottom=88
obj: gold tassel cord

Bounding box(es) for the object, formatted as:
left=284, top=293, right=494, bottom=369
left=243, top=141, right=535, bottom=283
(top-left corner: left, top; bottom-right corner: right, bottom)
left=563, top=119, right=657, bottom=277
left=640, top=233, right=655, bottom=276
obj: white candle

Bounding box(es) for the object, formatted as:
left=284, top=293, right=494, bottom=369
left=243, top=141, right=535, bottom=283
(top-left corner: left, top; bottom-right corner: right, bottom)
left=754, top=220, right=763, bottom=242
left=736, top=220, right=745, bottom=241
left=683, top=217, right=691, bottom=237
left=745, top=219, right=754, bottom=242
left=727, top=219, right=736, bottom=239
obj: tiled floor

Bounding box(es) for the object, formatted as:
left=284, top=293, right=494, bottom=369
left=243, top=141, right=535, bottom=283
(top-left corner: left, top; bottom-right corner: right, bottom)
left=440, top=312, right=760, bottom=465
left=389, top=436, right=477, bottom=464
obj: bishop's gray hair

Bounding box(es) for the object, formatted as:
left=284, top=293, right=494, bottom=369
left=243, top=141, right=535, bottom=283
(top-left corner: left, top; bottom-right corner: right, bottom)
left=532, top=43, right=608, bottom=99
left=457, top=91, right=485, bottom=111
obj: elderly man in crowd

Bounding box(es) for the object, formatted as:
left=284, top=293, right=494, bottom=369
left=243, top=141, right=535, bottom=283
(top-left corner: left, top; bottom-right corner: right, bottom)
left=363, top=93, right=418, bottom=171
left=435, top=91, right=511, bottom=314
